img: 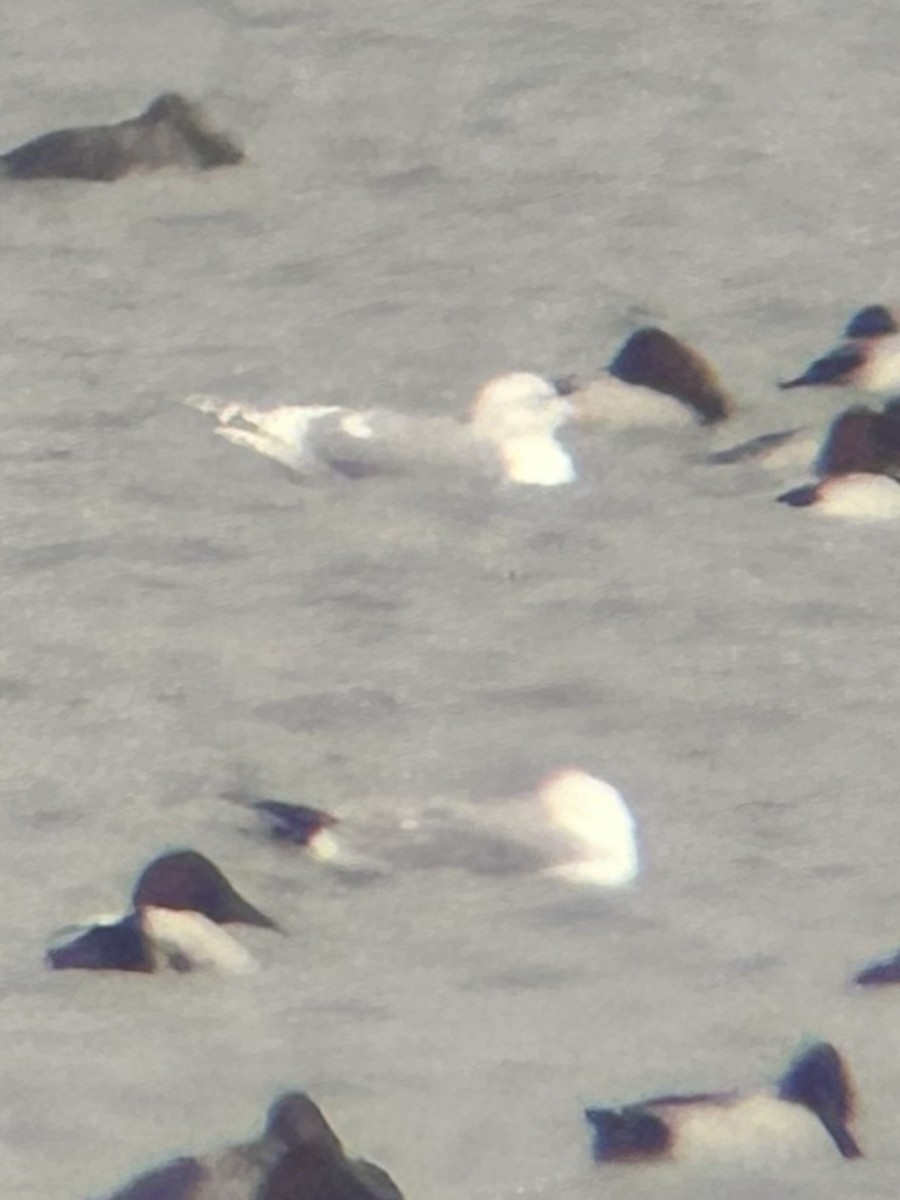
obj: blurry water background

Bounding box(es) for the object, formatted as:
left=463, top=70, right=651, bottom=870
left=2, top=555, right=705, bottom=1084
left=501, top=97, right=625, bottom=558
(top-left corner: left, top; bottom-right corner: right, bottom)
left=1, top=0, right=900, bottom=1196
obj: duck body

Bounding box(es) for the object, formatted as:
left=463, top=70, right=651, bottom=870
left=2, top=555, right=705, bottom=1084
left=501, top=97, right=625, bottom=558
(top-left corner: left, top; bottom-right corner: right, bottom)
left=585, top=1042, right=861, bottom=1164
left=46, top=906, right=260, bottom=975
left=1, top=93, right=243, bottom=182
left=776, top=401, right=900, bottom=518
left=777, top=473, right=900, bottom=519
left=46, top=850, right=275, bottom=973
left=251, top=799, right=340, bottom=851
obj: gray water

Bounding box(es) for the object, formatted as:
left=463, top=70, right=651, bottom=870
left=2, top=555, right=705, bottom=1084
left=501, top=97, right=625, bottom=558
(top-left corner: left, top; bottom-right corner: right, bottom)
left=2, top=0, right=900, bottom=1196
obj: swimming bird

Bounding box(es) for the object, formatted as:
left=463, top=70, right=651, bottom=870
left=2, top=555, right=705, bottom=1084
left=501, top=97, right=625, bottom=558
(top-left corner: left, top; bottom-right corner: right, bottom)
left=185, top=371, right=578, bottom=487
left=779, top=304, right=900, bottom=393
left=257, top=1093, right=404, bottom=1200
left=387, top=768, right=639, bottom=886
left=0, top=93, right=243, bottom=182
left=46, top=907, right=260, bottom=975
left=570, top=327, right=735, bottom=428
left=103, top=1092, right=404, bottom=1200
left=709, top=385, right=900, bottom=476
left=777, top=472, right=900, bottom=519
left=536, top=768, right=639, bottom=886
left=585, top=1041, right=862, bottom=1164
left=46, top=849, right=276, bottom=973
left=853, top=945, right=900, bottom=986
left=812, top=401, right=900, bottom=476
left=131, top=849, right=277, bottom=928
left=249, top=798, right=340, bottom=857
left=776, top=400, right=900, bottom=518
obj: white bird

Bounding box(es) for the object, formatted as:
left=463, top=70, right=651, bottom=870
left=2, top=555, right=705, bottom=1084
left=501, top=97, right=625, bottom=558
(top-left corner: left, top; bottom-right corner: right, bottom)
left=185, top=371, right=578, bottom=487
left=537, top=768, right=639, bottom=886
left=381, top=768, right=639, bottom=887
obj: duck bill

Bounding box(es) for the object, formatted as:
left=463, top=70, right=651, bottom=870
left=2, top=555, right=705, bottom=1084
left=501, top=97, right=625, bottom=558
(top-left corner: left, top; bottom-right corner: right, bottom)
left=817, top=1113, right=862, bottom=1159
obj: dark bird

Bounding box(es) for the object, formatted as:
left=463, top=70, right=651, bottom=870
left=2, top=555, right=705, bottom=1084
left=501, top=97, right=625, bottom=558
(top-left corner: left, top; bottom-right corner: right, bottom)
left=252, top=799, right=339, bottom=850
left=131, top=849, right=276, bottom=928
left=607, top=327, right=734, bottom=424
left=570, top=327, right=734, bottom=427
left=1, top=93, right=243, bottom=182
left=854, top=944, right=900, bottom=986
left=257, top=1093, right=404, bottom=1200
left=103, top=1093, right=403, bottom=1200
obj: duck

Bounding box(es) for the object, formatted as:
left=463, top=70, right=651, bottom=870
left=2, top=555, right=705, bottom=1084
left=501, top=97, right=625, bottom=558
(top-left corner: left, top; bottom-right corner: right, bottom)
left=569, top=327, right=735, bottom=428
left=584, top=1041, right=862, bottom=1164
left=103, top=1092, right=404, bottom=1200
left=256, top=1092, right=404, bottom=1200
left=776, top=400, right=900, bottom=519
left=46, top=849, right=277, bottom=974
left=853, top=945, right=900, bottom=986
left=709, top=384, right=900, bottom=479
left=777, top=472, right=900, bottom=519
left=710, top=306, right=900, bottom=471
left=248, top=796, right=340, bottom=858
left=779, top=304, right=900, bottom=393
left=185, top=371, right=578, bottom=487
left=0, top=93, right=243, bottom=182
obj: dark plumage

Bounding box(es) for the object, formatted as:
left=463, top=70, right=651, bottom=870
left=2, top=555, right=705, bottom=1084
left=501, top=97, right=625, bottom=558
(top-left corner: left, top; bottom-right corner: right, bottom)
left=854, top=947, right=900, bottom=986
left=258, top=1094, right=404, bottom=1200
left=779, top=345, right=866, bottom=390
left=45, top=911, right=153, bottom=972
left=584, top=1104, right=673, bottom=1161
left=776, top=1042, right=861, bottom=1159
left=607, top=327, right=733, bottom=424
left=101, top=1094, right=403, bottom=1200
left=131, top=849, right=277, bottom=929
left=253, top=799, right=339, bottom=847
left=105, top=1157, right=206, bottom=1200
left=776, top=483, right=820, bottom=508
left=775, top=400, right=900, bottom=509
left=1, top=93, right=243, bottom=182
left=843, top=304, right=899, bottom=339
left=47, top=849, right=275, bottom=973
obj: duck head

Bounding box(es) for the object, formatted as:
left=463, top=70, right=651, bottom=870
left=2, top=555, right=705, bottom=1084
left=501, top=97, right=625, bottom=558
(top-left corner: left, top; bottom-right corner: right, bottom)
left=607, top=327, right=733, bottom=424
left=132, top=849, right=277, bottom=929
